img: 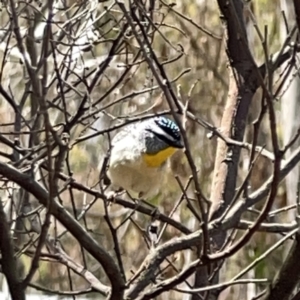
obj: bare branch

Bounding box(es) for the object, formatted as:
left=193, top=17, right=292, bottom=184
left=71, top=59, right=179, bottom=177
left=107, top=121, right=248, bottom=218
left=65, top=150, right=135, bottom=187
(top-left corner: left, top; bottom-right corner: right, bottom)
left=0, top=199, right=25, bottom=299
left=0, top=162, right=125, bottom=299
left=263, top=231, right=300, bottom=300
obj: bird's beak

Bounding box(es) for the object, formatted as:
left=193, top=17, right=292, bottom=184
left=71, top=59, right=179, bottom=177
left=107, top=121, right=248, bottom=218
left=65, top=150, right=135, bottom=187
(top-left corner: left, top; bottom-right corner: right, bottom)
left=174, top=139, right=184, bottom=149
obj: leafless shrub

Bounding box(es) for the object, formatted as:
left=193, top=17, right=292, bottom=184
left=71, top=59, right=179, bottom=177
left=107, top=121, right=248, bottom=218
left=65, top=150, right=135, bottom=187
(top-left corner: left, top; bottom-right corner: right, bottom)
left=0, top=0, right=300, bottom=300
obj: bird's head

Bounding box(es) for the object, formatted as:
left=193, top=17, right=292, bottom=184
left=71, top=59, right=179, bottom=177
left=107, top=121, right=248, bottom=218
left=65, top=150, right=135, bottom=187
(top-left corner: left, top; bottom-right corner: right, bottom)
left=143, top=116, right=184, bottom=167
left=146, top=116, right=184, bottom=149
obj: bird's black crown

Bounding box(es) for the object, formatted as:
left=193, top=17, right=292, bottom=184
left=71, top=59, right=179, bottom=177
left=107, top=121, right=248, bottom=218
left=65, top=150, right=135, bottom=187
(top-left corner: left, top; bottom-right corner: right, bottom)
left=154, top=116, right=181, bottom=140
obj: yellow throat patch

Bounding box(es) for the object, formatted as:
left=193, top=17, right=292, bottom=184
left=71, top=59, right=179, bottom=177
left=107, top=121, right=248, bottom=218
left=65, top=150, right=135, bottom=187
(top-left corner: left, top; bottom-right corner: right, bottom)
left=143, top=147, right=177, bottom=168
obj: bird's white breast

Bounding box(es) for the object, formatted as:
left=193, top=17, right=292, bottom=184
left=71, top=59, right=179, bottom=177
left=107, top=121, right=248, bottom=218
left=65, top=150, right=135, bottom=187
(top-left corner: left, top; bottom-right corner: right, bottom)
left=107, top=134, right=163, bottom=198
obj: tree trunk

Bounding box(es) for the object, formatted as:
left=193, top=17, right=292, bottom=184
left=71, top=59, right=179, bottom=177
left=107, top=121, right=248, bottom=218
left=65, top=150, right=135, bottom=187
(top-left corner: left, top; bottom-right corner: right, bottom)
left=280, top=0, right=300, bottom=221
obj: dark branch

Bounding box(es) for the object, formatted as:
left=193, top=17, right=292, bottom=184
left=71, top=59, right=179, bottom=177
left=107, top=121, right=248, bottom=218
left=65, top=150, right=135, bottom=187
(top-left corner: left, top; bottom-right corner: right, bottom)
left=0, top=198, right=25, bottom=300
left=263, top=231, right=300, bottom=300
left=0, top=162, right=125, bottom=300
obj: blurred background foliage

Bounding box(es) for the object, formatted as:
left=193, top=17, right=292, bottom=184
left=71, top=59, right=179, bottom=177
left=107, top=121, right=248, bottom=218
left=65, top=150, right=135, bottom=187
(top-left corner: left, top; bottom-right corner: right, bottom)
left=0, top=0, right=296, bottom=299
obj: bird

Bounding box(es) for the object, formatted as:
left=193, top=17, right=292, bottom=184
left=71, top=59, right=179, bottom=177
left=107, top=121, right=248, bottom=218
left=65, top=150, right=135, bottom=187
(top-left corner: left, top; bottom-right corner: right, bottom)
left=107, top=116, right=184, bottom=200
